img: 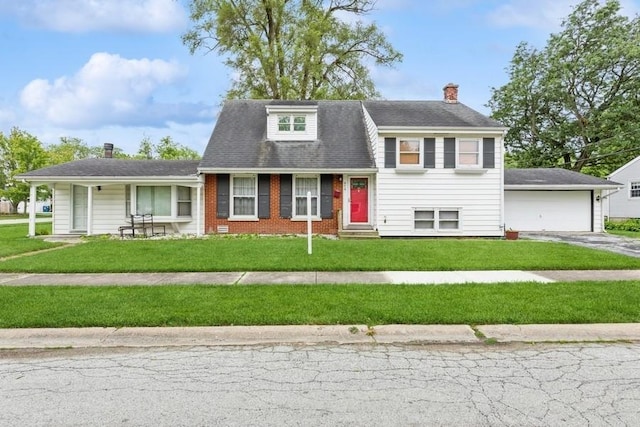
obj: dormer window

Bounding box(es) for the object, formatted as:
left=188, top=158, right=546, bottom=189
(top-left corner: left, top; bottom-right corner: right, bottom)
left=266, top=103, right=318, bottom=141
left=278, top=115, right=306, bottom=132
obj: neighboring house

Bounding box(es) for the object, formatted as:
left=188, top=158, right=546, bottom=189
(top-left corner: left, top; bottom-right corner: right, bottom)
left=504, top=168, right=621, bottom=232
left=605, top=156, right=640, bottom=220
left=198, top=84, right=507, bottom=237
left=17, top=150, right=203, bottom=237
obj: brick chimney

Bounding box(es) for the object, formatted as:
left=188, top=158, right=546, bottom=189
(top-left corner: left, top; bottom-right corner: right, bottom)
left=103, top=143, right=114, bottom=158
left=443, top=83, right=459, bottom=103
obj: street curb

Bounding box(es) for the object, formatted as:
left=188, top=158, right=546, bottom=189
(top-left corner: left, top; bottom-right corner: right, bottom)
left=1, top=324, right=639, bottom=349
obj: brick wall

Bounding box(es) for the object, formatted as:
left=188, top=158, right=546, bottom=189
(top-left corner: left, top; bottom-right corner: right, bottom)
left=204, top=174, right=342, bottom=235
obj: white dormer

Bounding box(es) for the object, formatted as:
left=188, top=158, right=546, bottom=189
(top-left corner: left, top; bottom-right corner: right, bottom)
left=265, top=104, right=318, bottom=141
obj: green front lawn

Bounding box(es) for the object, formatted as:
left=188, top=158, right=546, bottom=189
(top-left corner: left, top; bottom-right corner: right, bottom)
left=2, top=234, right=640, bottom=272
left=0, top=223, right=59, bottom=258
left=1, top=282, right=639, bottom=328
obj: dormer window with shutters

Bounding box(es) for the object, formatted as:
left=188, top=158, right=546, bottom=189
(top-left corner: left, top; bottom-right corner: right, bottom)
left=266, top=104, right=318, bottom=141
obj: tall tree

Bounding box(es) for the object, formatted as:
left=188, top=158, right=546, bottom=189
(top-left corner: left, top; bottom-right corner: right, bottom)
left=182, top=0, right=402, bottom=100
left=488, top=0, right=640, bottom=176
left=0, top=128, right=48, bottom=213
left=135, top=136, right=201, bottom=160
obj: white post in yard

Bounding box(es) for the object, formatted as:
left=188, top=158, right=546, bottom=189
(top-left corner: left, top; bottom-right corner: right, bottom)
left=28, top=184, right=37, bottom=237
left=307, top=191, right=312, bottom=255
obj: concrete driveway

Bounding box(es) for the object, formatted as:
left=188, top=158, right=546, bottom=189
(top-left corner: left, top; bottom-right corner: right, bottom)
left=521, top=232, right=640, bottom=258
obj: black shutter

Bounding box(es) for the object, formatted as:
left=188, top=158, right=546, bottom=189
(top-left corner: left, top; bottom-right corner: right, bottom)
left=257, top=174, right=271, bottom=218
left=424, top=138, right=435, bottom=168
left=483, top=138, right=495, bottom=168
left=444, top=138, right=456, bottom=168
left=320, top=174, right=333, bottom=219
left=279, top=174, right=292, bottom=218
left=216, top=174, right=230, bottom=218
left=384, top=137, right=396, bottom=168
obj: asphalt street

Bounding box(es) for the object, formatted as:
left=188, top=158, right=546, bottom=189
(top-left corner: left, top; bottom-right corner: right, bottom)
left=1, top=343, right=639, bottom=426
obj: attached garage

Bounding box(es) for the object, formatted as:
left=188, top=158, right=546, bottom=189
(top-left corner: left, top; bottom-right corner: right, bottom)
left=504, top=169, right=621, bottom=233
left=505, top=190, right=592, bottom=231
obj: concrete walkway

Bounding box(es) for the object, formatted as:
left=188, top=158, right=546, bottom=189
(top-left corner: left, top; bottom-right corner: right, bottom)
left=2, top=269, right=640, bottom=286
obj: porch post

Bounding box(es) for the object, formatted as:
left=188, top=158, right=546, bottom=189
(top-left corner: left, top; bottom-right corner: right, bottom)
left=87, top=186, right=93, bottom=236
left=28, top=184, right=37, bottom=237
left=196, top=179, right=203, bottom=237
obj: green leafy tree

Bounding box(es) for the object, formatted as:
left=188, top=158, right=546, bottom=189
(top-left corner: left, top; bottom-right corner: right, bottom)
left=0, top=127, right=48, bottom=213
left=46, top=137, right=92, bottom=165
left=488, top=0, right=640, bottom=176
left=182, top=0, right=402, bottom=100
left=135, top=136, right=201, bottom=160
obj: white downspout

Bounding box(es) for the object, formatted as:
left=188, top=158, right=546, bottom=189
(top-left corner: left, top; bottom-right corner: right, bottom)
left=28, top=184, right=37, bottom=237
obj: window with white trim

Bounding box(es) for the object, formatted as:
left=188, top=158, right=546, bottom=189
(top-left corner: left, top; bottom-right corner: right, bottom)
left=278, top=115, right=306, bottom=132
left=414, top=209, right=460, bottom=231
left=136, top=186, right=171, bottom=216
left=177, top=186, right=192, bottom=216
left=630, top=182, right=640, bottom=198
left=293, top=175, right=319, bottom=217
left=458, top=138, right=481, bottom=167
left=231, top=175, right=257, bottom=217
left=129, top=185, right=193, bottom=218
left=398, top=138, right=421, bottom=166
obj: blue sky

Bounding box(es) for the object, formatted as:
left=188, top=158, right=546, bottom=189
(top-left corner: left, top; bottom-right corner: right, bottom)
left=0, top=0, right=638, bottom=155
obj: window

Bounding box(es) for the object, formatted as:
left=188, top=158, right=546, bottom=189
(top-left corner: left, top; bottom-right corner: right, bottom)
left=458, top=139, right=480, bottom=166
left=631, top=182, right=640, bottom=198
left=414, top=209, right=460, bottom=231
left=136, top=186, right=171, bottom=216
left=177, top=186, right=191, bottom=216
left=278, top=115, right=306, bottom=132
left=294, top=176, right=319, bottom=217
left=232, top=176, right=257, bottom=217
left=398, top=139, right=421, bottom=165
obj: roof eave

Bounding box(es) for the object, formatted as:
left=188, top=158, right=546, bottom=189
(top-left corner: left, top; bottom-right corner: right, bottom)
left=16, top=175, right=200, bottom=184
left=198, top=167, right=378, bottom=174
left=376, top=126, right=507, bottom=134
left=505, top=184, right=622, bottom=190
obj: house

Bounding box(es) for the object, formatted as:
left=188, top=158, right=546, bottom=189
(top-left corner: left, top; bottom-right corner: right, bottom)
left=17, top=145, right=203, bottom=237
left=604, top=156, right=640, bottom=220
left=198, top=84, right=507, bottom=237
left=18, top=83, right=617, bottom=238
left=504, top=168, right=621, bottom=232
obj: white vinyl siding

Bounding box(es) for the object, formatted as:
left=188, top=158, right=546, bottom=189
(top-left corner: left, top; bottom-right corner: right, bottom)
left=51, top=184, right=203, bottom=236
left=605, top=158, right=640, bottom=220
left=376, top=134, right=503, bottom=237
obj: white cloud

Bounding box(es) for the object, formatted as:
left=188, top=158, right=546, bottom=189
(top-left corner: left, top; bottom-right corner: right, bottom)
left=487, top=0, right=640, bottom=31
left=19, top=52, right=213, bottom=128
left=0, top=0, right=186, bottom=33
left=486, top=0, right=575, bottom=31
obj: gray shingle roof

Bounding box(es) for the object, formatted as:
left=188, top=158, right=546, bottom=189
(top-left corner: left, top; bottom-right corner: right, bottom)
left=18, top=158, right=200, bottom=178
left=505, top=168, right=621, bottom=187
left=362, top=100, right=504, bottom=128
left=199, top=99, right=375, bottom=170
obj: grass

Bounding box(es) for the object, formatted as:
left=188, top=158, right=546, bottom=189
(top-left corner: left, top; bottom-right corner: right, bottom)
left=0, top=223, right=60, bottom=258
left=1, top=282, right=639, bottom=328
left=2, top=235, right=640, bottom=272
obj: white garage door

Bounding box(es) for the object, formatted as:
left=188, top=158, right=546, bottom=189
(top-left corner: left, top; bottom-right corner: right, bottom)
left=505, top=191, right=592, bottom=232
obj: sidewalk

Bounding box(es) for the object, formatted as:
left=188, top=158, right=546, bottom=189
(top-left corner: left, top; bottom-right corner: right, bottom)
left=2, top=269, right=640, bottom=286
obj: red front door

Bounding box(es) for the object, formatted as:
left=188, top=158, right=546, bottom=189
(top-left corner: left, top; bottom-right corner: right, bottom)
left=350, top=178, right=368, bottom=223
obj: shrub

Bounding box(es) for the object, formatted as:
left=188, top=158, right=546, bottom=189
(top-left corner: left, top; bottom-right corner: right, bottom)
left=605, top=218, right=640, bottom=232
